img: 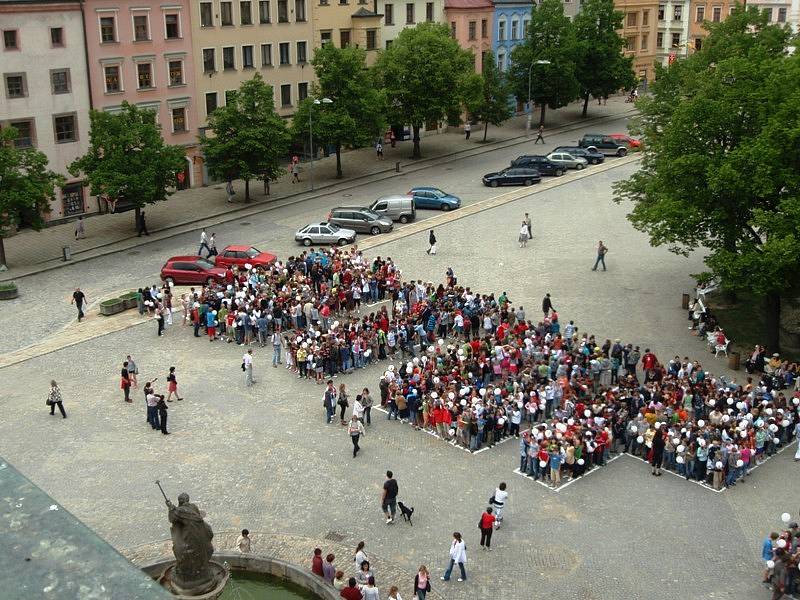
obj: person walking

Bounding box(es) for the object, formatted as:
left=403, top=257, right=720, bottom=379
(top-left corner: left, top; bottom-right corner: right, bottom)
left=74, top=216, right=86, bottom=240
left=382, top=470, right=398, bottom=524
left=126, top=355, right=139, bottom=389
left=478, top=507, right=495, bottom=550
left=524, top=213, right=532, bottom=239
left=146, top=389, right=161, bottom=430
left=243, top=349, right=255, bottom=386
left=291, top=161, right=300, bottom=183
left=534, top=125, right=545, bottom=144
left=542, top=293, right=555, bottom=319
left=226, top=180, right=235, bottom=203
left=47, top=380, right=67, bottom=418
left=236, top=529, right=252, bottom=553
left=441, top=532, right=466, bottom=582
left=121, top=361, right=132, bottom=403
left=413, top=565, right=431, bottom=599
left=156, top=394, right=170, bottom=434
left=348, top=413, right=365, bottom=457
left=198, top=229, right=210, bottom=256
left=338, top=383, right=350, bottom=425
left=324, top=380, right=336, bottom=424
left=155, top=305, right=165, bottom=337
left=71, top=287, right=87, bottom=322
left=137, top=210, right=149, bottom=236
left=376, top=141, right=384, bottom=160
left=207, top=233, right=218, bottom=258
left=426, top=230, right=437, bottom=255
left=271, top=327, right=283, bottom=366
left=491, top=482, right=508, bottom=526
left=592, top=240, right=608, bottom=271
left=518, top=222, right=530, bottom=248
left=464, top=122, right=471, bottom=140
left=165, top=366, right=184, bottom=402
left=651, top=425, right=665, bottom=476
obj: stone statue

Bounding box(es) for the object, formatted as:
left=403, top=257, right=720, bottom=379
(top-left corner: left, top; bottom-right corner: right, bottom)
left=165, top=492, right=215, bottom=594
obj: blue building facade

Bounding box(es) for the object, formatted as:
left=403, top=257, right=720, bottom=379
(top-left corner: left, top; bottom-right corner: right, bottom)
left=492, top=0, right=533, bottom=74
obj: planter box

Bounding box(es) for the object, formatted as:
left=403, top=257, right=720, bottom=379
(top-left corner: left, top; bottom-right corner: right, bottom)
left=119, top=292, right=138, bottom=310
left=0, top=286, right=18, bottom=300
left=99, top=299, right=125, bottom=316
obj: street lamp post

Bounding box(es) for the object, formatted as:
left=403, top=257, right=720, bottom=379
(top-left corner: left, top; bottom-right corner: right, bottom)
left=308, top=97, right=333, bottom=191
left=526, top=60, right=551, bottom=133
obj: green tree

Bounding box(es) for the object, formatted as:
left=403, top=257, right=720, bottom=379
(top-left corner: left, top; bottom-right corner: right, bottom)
left=70, top=102, right=185, bottom=229
left=291, top=45, right=384, bottom=179
left=466, top=52, right=514, bottom=142
left=376, top=22, right=477, bottom=159
left=573, top=0, right=635, bottom=117
left=200, top=73, right=290, bottom=201
left=509, top=0, right=580, bottom=126
left=613, top=6, right=798, bottom=350
left=0, top=127, right=64, bottom=269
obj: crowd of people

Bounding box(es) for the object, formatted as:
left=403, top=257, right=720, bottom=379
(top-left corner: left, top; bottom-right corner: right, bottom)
left=761, top=517, right=800, bottom=599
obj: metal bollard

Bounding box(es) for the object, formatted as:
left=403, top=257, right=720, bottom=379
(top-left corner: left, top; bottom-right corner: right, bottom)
left=62, top=245, right=72, bottom=261
left=395, top=161, right=400, bottom=173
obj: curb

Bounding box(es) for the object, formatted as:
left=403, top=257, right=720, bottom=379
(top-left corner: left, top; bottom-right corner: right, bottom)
left=0, top=107, right=637, bottom=282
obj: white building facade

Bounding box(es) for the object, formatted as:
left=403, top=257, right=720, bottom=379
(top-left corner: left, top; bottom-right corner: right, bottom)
left=376, top=0, right=445, bottom=47
left=0, top=0, right=93, bottom=221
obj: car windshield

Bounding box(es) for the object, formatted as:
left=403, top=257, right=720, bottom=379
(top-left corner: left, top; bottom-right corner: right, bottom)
left=245, top=247, right=261, bottom=258
left=196, top=258, right=215, bottom=269
left=327, top=223, right=340, bottom=232
left=430, top=189, right=445, bottom=197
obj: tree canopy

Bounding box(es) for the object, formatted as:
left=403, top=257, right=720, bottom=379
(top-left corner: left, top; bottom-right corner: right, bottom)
left=613, top=6, right=799, bottom=350
left=291, top=44, right=384, bottom=178
left=466, top=51, right=513, bottom=141
left=0, top=127, right=64, bottom=268
left=573, top=0, right=635, bottom=116
left=376, top=22, right=478, bottom=158
left=200, top=73, right=290, bottom=201
left=70, top=102, right=185, bottom=225
left=509, top=0, right=579, bottom=126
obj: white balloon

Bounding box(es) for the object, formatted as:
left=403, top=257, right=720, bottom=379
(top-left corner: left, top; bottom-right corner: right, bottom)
left=545, top=430, right=553, bottom=438
left=697, top=420, right=705, bottom=427
left=774, top=437, right=781, bottom=445
left=715, top=461, right=723, bottom=469
left=448, top=428, right=455, bottom=436
left=539, top=460, right=547, bottom=468
left=767, top=560, right=775, bottom=569
left=584, top=409, right=591, bottom=418
left=577, top=458, right=585, bottom=465
left=740, top=430, right=748, bottom=439
left=782, top=513, right=792, bottom=524
left=448, top=392, right=455, bottom=400
left=630, top=424, right=638, bottom=433
left=736, top=459, right=744, bottom=468
left=677, top=445, right=685, bottom=453
left=672, top=437, right=680, bottom=445
left=676, top=456, right=685, bottom=464
left=567, top=418, right=575, bottom=426
left=637, top=436, right=644, bottom=444
left=726, top=397, right=734, bottom=405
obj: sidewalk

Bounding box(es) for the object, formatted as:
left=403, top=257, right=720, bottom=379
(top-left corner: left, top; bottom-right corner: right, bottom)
left=0, top=97, right=637, bottom=280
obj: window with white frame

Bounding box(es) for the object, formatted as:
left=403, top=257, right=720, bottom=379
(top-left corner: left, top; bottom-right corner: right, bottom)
left=280, top=83, right=291, bottom=106
left=259, top=0, right=271, bottom=22
left=261, top=43, right=272, bottom=66
left=241, top=1, right=253, bottom=24
left=242, top=45, right=254, bottom=68
left=279, top=42, right=290, bottom=65
left=202, top=48, right=216, bottom=72
left=171, top=106, right=186, bottom=132
left=200, top=2, right=213, bottom=26
left=298, top=81, right=308, bottom=101
left=297, top=41, right=307, bottom=63
left=103, top=64, right=122, bottom=92
left=133, top=14, right=150, bottom=41
left=497, top=52, right=505, bottom=71
left=137, top=62, right=154, bottom=89
left=165, top=13, right=181, bottom=39
left=99, top=15, right=117, bottom=42
left=498, top=19, right=506, bottom=41
left=168, top=59, right=184, bottom=85
left=511, top=19, right=518, bottom=40
left=223, top=46, right=235, bottom=69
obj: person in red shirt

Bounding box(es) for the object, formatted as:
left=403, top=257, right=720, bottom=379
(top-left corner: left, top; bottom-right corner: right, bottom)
left=642, top=349, right=657, bottom=372
left=311, top=548, right=324, bottom=577
left=479, top=507, right=496, bottom=550
left=340, top=578, right=363, bottom=600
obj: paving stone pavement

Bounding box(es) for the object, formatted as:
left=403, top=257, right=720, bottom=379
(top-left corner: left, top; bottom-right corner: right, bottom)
left=1, top=160, right=795, bottom=600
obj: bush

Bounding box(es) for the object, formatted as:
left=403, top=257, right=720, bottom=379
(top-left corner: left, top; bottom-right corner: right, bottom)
left=0, top=282, right=17, bottom=292
left=100, top=298, right=123, bottom=306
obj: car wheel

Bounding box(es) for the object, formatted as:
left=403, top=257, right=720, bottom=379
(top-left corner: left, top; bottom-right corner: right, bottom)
left=576, top=163, right=585, bottom=170
left=302, top=238, right=312, bottom=247
left=490, top=180, right=499, bottom=188
left=399, top=215, right=409, bottom=224
left=524, top=179, right=533, bottom=186
left=618, top=148, right=628, bottom=157
left=370, top=226, right=381, bottom=235
left=165, top=277, right=175, bottom=287
left=556, top=169, right=565, bottom=177
left=337, top=238, right=348, bottom=246
left=441, top=204, right=451, bottom=212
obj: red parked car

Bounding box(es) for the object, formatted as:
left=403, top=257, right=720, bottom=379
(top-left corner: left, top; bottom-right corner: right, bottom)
left=609, top=133, right=642, bottom=149
left=214, top=245, right=277, bottom=268
left=160, top=256, right=228, bottom=286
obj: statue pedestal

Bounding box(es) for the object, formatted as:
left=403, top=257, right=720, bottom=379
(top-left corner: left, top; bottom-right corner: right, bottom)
left=158, top=561, right=229, bottom=599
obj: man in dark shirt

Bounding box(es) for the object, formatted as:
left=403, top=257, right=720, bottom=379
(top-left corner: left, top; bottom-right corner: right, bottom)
left=71, top=288, right=87, bottom=321
left=382, top=470, right=398, bottom=524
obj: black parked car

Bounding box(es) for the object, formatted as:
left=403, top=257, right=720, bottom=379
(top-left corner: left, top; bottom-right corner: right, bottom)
left=482, top=167, right=541, bottom=187
left=553, top=146, right=605, bottom=165
left=510, top=155, right=565, bottom=176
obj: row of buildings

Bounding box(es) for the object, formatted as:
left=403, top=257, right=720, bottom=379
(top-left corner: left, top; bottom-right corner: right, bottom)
left=1, top=0, right=797, bottom=222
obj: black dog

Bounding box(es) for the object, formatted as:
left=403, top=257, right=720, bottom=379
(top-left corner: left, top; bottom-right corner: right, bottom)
left=398, top=501, right=414, bottom=525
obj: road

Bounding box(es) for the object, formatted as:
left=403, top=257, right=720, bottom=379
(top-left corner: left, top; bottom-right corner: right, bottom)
left=0, top=114, right=635, bottom=355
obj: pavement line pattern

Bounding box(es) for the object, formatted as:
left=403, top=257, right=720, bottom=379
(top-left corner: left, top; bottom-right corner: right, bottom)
left=354, top=154, right=643, bottom=254
left=513, top=453, right=623, bottom=494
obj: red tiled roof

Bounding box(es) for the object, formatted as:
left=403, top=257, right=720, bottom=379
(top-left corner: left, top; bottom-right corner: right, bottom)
left=445, top=0, right=493, bottom=9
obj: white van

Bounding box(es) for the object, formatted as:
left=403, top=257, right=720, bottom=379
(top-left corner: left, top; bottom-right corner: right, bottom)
left=369, top=195, right=416, bottom=223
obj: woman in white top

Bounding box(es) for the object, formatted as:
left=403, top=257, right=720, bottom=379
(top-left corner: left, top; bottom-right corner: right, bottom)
left=353, top=395, right=365, bottom=422
left=441, top=532, right=466, bottom=582
left=354, top=541, right=367, bottom=572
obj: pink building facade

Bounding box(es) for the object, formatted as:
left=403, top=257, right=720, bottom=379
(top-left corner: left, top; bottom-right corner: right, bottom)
left=81, top=0, right=202, bottom=188
left=444, top=0, right=493, bottom=73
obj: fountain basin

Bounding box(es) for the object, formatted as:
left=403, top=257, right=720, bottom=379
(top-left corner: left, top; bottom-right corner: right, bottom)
left=157, top=560, right=229, bottom=599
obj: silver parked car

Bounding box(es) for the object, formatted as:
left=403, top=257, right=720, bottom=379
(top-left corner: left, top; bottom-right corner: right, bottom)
left=328, top=207, right=393, bottom=235
left=294, top=222, right=356, bottom=247
left=546, top=152, right=588, bottom=170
